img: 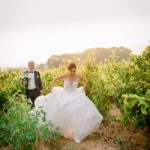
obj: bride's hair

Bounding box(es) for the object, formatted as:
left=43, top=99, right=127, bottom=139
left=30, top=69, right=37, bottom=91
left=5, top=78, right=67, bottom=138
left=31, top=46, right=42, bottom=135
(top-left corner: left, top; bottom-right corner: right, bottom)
left=67, top=63, right=76, bottom=70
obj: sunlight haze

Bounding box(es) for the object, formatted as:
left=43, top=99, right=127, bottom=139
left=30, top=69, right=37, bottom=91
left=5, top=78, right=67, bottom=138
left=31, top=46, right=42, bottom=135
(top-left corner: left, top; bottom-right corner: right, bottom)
left=0, top=0, right=150, bottom=68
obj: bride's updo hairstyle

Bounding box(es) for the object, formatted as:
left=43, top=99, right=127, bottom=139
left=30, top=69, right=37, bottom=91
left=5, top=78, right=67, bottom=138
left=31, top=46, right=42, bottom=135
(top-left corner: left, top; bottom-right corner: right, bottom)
left=67, top=63, right=76, bottom=71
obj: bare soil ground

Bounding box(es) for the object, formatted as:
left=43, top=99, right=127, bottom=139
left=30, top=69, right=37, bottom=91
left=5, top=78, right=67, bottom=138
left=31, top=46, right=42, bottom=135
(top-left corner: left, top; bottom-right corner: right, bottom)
left=1, top=104, right=149, bottom=150
left=47, top=104, right=149, bottom=150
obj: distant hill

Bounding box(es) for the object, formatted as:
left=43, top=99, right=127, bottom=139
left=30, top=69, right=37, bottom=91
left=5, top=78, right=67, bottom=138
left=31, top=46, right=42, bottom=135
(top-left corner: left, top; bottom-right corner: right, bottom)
left=36, top=47, right=131, bottom=70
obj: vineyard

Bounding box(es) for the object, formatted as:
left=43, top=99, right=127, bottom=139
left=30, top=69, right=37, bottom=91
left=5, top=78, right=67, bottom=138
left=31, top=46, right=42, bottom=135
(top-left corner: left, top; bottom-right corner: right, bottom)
left=0, top=46, right=150, bottom=150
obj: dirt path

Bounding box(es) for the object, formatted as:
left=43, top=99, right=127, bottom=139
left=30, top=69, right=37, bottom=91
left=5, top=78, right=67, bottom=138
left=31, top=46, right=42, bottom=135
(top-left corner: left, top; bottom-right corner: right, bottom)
left=45, top=104, right=149, bottom=150
left=2, top=104, right=149, bottom=150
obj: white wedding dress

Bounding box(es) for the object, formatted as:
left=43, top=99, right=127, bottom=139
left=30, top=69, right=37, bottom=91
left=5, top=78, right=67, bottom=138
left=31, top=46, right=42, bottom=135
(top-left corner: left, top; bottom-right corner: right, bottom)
left=33, top=79, right=103, bottom=143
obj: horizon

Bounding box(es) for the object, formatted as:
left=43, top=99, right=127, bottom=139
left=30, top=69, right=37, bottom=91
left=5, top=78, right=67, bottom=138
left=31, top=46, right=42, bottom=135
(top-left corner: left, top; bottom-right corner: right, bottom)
left=0, top=46, right=146, bottom=69
left=0, top=0, right=150, bottom=68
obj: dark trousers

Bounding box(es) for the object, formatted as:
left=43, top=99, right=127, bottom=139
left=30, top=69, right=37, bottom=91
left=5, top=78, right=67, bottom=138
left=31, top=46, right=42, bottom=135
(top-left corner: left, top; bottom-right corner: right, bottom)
left=26, top=89, right=40, bottom=109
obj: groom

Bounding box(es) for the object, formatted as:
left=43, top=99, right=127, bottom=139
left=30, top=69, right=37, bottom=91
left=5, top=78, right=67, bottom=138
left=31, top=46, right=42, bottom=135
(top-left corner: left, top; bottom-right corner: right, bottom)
left=24, top=61, right=43, bottom=108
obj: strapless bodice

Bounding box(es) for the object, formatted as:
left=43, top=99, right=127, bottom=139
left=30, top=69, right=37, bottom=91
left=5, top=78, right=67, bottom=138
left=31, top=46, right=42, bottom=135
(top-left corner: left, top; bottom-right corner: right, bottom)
left=64, top=79, right=78, bottom=92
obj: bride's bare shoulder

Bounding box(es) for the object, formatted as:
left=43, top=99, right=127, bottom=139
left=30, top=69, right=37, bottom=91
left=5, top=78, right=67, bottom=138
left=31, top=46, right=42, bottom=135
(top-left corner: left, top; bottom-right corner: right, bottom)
left=54, top=73, right=68, bottom=80
left=76, top=73, right=81, bottom=79
left=62, top=73, right=69, bottom=78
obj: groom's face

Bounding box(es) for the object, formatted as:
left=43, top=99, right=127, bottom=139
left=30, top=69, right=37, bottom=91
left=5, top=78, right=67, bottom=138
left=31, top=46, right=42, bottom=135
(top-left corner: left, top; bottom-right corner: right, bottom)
left=28, top=62, right=35, bottom=71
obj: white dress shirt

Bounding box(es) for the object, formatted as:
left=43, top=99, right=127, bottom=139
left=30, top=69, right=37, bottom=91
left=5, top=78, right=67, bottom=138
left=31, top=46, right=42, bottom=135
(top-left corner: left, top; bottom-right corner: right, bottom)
left=27, top=71, right=36, bottom=90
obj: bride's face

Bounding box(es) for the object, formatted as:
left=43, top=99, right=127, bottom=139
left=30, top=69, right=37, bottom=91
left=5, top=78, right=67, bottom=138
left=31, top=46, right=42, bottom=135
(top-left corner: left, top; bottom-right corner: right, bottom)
left=69, top=68, right=76, bottom=76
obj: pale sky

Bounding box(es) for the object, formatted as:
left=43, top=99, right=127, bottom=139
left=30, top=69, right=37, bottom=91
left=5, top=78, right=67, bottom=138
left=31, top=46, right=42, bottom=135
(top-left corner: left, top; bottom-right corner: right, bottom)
left=0, top=0, right=150, bottom=68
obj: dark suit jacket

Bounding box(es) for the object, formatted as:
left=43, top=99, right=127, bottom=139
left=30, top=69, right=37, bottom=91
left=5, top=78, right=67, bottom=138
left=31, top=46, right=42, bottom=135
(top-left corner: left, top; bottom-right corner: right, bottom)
left=25, top=71, right=43, bottom=93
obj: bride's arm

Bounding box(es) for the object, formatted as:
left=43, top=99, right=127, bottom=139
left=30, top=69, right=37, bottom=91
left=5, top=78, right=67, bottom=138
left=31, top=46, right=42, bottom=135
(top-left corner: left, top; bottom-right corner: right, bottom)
left=50, top=74, right=67, bottom=91
left=78, top=74, right=88, bottom=91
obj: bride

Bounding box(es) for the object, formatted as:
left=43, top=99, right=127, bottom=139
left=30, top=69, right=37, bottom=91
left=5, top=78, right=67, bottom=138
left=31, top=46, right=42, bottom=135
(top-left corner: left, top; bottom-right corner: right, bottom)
left=34, top=63, right=103, bottom=143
